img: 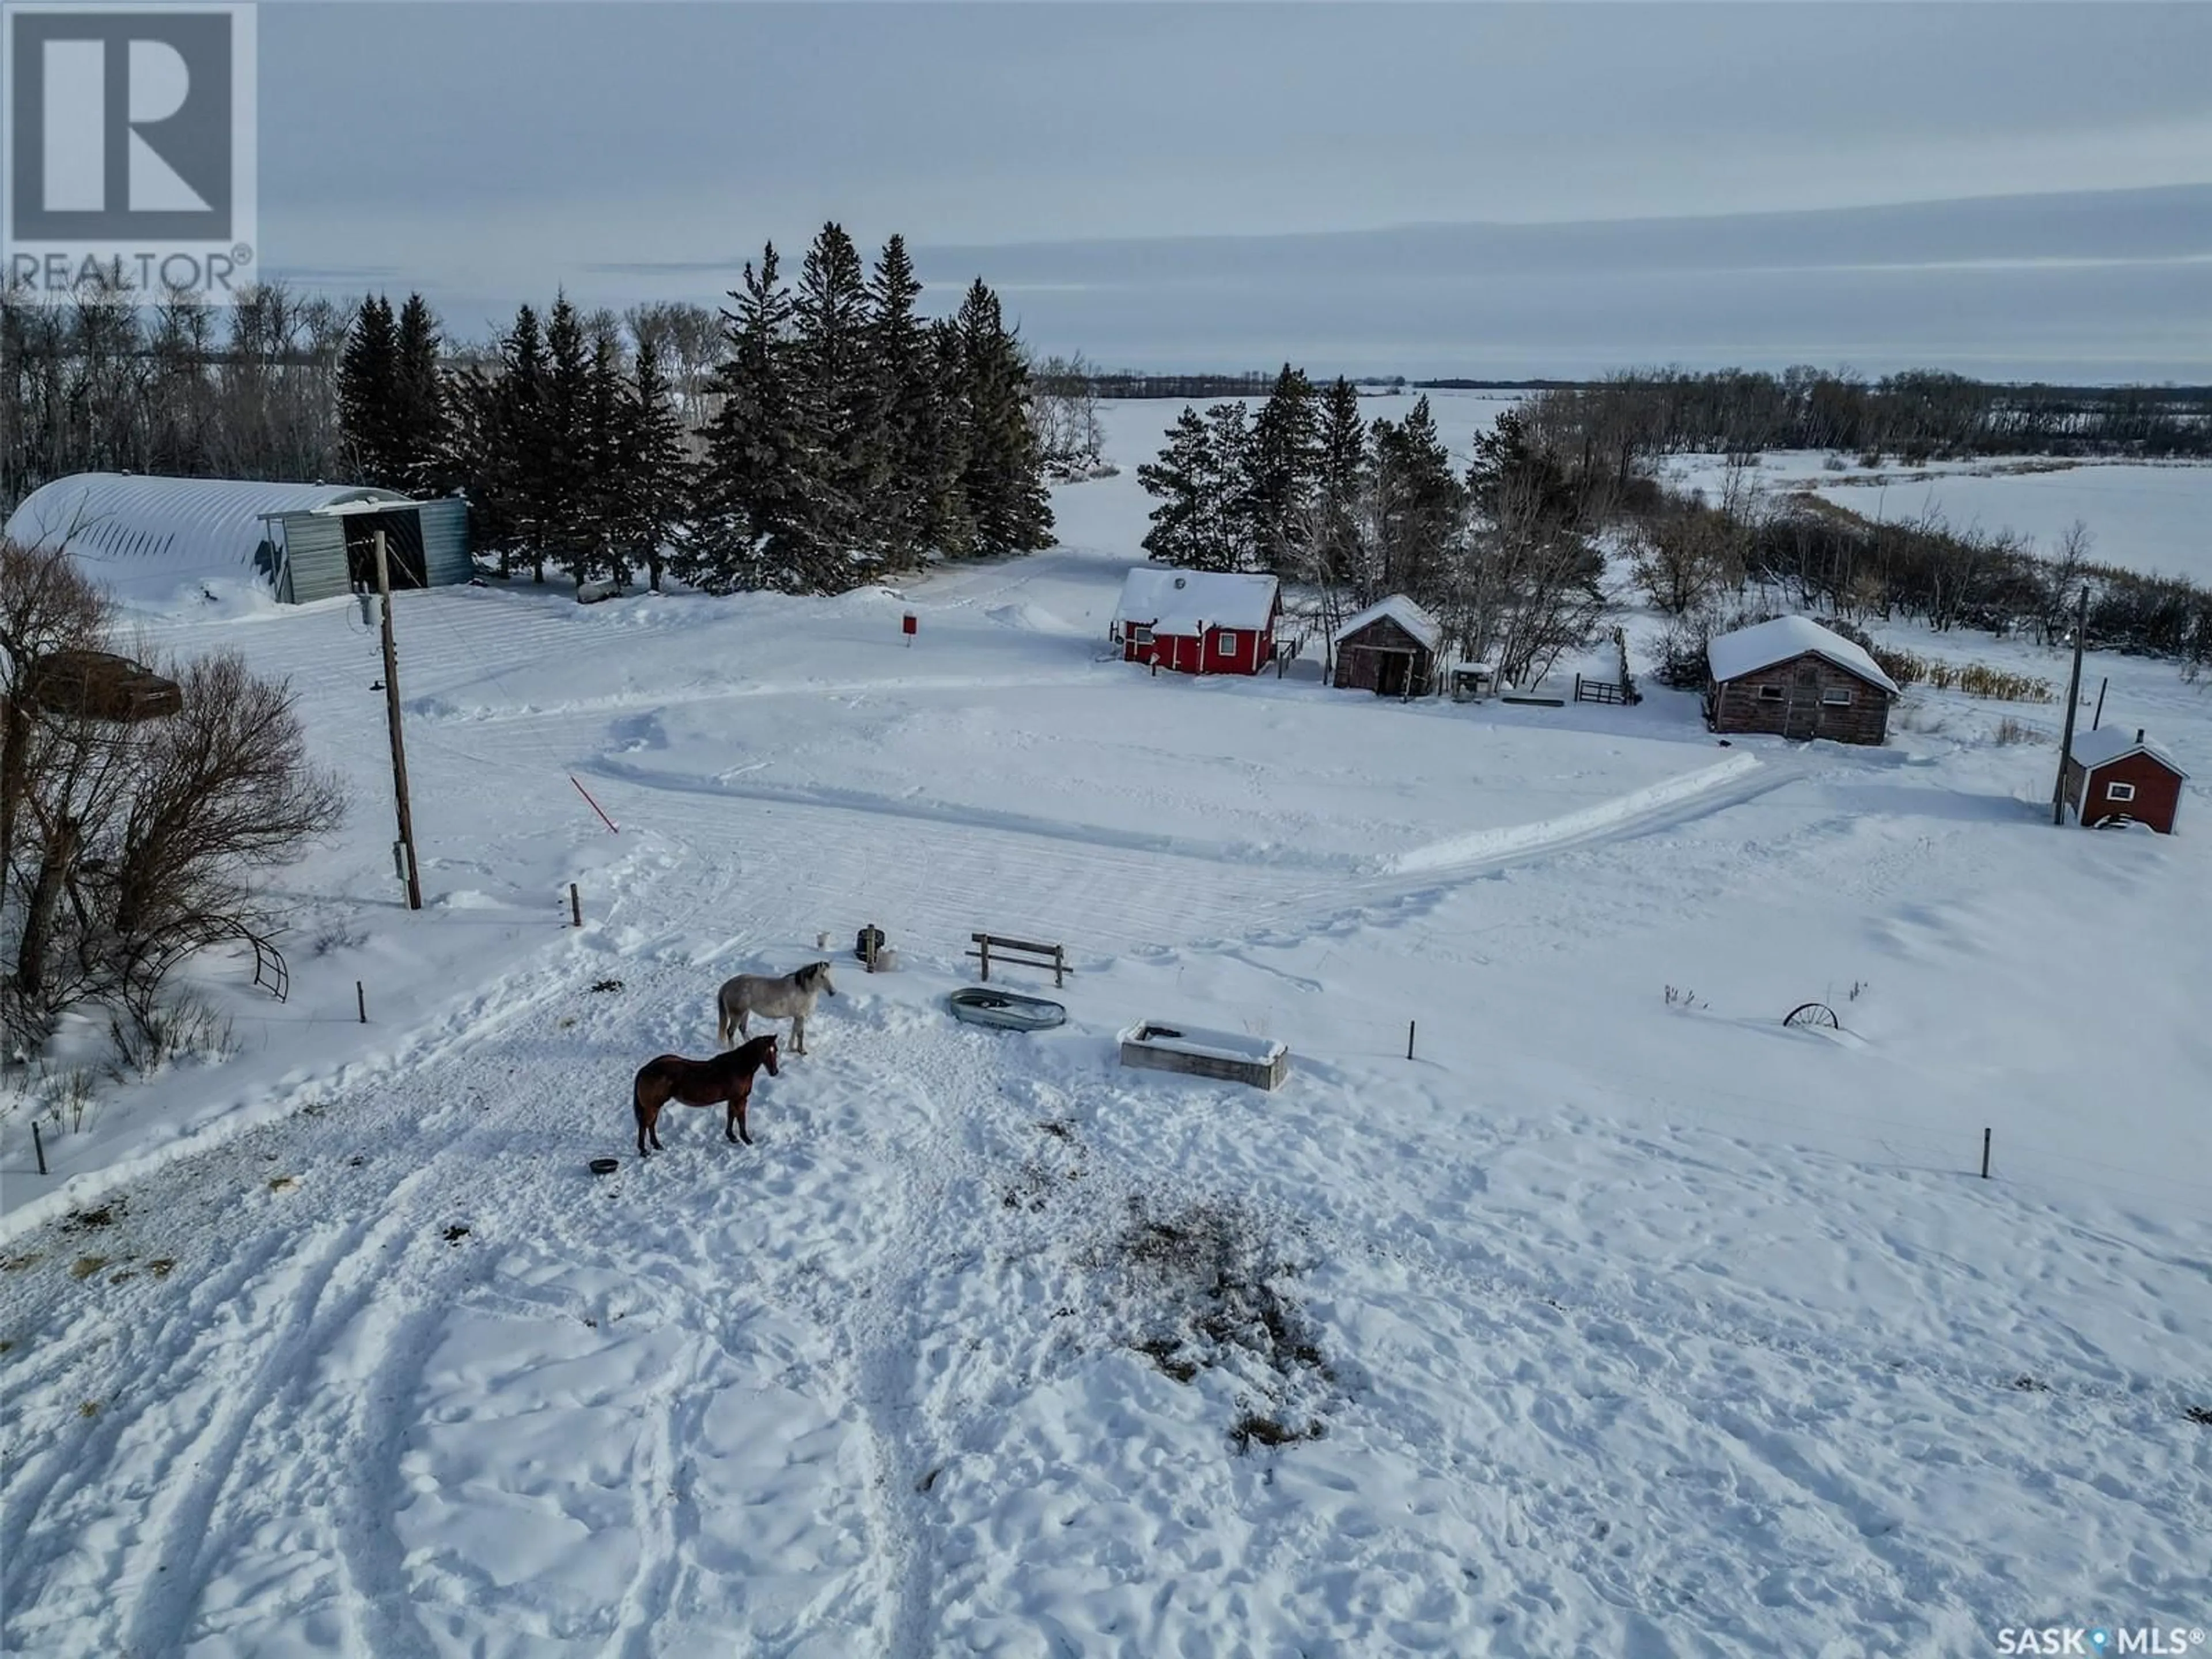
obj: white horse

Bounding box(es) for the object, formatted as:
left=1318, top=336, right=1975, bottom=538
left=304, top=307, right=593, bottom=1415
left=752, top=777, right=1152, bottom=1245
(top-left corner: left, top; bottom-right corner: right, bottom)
left=716, top=961, right=836, bottom=1055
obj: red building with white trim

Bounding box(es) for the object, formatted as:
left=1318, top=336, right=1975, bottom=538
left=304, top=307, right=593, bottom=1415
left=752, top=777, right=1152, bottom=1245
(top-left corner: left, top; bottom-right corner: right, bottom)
left=2063, top=727, right=2188, bottom=833
left=1111, top=568, right=1279, bottom=676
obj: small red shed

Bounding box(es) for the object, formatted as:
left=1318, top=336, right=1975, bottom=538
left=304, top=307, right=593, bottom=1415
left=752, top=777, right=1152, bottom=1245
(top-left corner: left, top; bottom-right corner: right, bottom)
left=1111, top=567, right=1279, bottom=676
left=2062, top=727, right=2187, bottom=833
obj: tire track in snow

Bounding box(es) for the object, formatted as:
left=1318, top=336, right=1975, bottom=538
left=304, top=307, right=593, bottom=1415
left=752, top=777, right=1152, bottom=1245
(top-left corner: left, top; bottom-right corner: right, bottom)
left=849, top=1058, right=973, bottom=1659
left=613, top=1333, right=710, bottom=1659
left=115, top=1211, right=378, bottom=1656
left=586, top=748, right=1795, bottom=979
left=0, top=942, right=650, bottom=1654
left=0, top=1217, right=349, bottom=1652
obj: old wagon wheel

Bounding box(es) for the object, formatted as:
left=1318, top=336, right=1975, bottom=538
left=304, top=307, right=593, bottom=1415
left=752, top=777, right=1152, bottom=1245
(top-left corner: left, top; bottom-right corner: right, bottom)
left=1783, top=1002, right=1840, bottom=1029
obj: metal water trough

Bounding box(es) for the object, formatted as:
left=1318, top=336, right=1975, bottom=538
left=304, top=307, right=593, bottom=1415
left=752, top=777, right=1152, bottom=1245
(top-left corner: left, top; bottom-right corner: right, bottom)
left=948, top=987, right=1067, bottom=1032
left=1118, top=1020, right=1289, bottom=1090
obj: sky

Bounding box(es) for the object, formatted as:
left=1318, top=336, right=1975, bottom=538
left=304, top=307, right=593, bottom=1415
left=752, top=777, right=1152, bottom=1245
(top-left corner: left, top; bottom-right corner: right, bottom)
left=252, top=2, right=2212, bottom=379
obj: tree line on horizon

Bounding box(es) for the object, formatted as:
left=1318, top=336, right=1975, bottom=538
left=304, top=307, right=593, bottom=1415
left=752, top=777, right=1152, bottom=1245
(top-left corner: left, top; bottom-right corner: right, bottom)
left=1516, top=367, right=2212, bottom=463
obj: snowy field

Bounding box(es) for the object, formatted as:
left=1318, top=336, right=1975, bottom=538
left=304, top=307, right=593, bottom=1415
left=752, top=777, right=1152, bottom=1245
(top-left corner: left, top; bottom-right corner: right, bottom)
left=1663, top=450, right=2212, bottom=585
left=3, top=403, right=2211, bottom=1657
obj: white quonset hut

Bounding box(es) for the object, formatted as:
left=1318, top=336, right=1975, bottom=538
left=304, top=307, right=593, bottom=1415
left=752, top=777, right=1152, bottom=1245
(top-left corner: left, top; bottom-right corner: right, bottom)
left=2, top=474, right=471, bottom=606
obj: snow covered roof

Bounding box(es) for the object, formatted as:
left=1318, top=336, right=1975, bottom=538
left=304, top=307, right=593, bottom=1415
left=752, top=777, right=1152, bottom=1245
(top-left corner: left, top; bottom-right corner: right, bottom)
left=1332, top=594, right=1443, bottom=653
left=3, top=473, right=413, bottom=602
left=1706, top=615, right=1900, bottom=696
left=1115, top=567, right=1278, bottom=635
left=2066, top=726, right=2187, bottom=777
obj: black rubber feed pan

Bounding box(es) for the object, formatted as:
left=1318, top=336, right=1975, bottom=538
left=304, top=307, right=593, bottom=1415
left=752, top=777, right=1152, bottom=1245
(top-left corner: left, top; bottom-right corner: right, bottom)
left=589, top=1157, right=620, bottom=1176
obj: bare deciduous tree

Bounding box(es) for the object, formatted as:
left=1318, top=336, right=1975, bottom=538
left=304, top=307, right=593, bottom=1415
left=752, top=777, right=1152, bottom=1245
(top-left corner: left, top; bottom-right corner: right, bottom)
left=1, top=544, right=344, bottom=1053
left=624, top=300, right=728, bottom=440
left=1029, top=353, right=1109, bottom=482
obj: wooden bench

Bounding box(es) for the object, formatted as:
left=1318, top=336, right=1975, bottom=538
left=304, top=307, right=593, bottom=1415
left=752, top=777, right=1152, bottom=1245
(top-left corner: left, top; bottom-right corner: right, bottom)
left=968, top=932, right=1069, bottom=988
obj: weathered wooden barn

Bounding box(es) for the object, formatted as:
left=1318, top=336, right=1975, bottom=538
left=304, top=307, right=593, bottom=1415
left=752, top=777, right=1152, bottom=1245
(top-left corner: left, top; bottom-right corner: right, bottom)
left=1111, top=567, right=1279, bottom=676
left=2062, top=727, right=2187, bottom=833
left=2, top=474, right=471, bottom=605
left=1705, top=616, right=1900, bottom=745
left=1331, top=595, right=1442, bottom=698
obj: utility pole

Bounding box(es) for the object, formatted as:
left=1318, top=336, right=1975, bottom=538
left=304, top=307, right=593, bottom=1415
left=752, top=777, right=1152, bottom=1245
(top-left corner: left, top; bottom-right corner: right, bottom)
left=375, top=530, right=423, bottom=908
left=2052, top=585, right=2088, bottom=827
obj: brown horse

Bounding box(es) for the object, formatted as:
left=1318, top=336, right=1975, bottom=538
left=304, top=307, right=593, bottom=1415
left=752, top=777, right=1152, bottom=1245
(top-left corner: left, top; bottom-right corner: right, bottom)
left=632, top=1033, right=778, bottom=1157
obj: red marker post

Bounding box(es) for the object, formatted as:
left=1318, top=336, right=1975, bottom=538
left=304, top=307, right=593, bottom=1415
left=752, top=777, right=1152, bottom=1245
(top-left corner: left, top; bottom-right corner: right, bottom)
left=902, top=612, right=917, bottom=647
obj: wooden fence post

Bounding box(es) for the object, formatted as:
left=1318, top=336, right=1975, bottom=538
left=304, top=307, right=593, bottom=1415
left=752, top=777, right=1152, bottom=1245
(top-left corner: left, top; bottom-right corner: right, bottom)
left=570, top=883, right=582, bottom=928
left=32, top=1119, right=47, bottom=1176
left=357, top=981, right=367, bottom=1024
left=1407, top=1020, right=1416, bottom=1060
left=1980, top=1126, right=1991, bottom=1179
left=978, top=937, right=991, bottom=982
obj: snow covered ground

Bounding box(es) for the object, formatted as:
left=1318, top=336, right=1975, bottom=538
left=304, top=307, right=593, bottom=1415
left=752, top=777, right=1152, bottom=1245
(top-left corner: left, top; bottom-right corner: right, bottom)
left=1663, top=450, right=2212, bottom=584
left=3, top=405, right=2210, bottom=1657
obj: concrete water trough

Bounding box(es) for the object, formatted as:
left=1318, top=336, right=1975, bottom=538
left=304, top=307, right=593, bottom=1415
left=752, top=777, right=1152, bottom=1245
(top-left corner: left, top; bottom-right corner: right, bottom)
left=1118, top=1020, right=1289, bottom=1091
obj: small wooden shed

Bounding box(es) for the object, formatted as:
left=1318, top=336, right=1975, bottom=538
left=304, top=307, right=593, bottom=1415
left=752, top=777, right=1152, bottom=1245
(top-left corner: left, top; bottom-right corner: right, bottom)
left=1332, top=596, right=1442, bottom=698
left=2062, top=727, right=2187, bottom=833
left=1705, top=616, right=1899, bottom=745
left=20, top=650, right=182, bottom=722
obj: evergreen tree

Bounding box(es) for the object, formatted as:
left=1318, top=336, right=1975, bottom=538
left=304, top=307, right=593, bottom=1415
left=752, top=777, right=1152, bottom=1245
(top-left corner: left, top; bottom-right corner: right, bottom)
left=484, top=304, right=550, bottom=579
left=867, top=234, right=934, bottom=566
left=626, top=336, right=691, bottom=592
left=391, top=294, right=451, bottom=497
left=919, top=319, right=975, bottom=558
left=1467, top=407, right=1582, bottom=537
left=1138, top=403, right=1249, bottom=573
left=694, top=245, right=809, bottom=592
left=1203, top=400, right=1257, bottom=569
left=541, top=295, right=592, bottom=585
left=446, top=363, right=499, bottom=559
left=337, top=294, right=399, bottom=486
left=1138, top=406, right=1215, bottom=569
left=955, top=279, right=1052, bottom=559
left=1313, top=376, right=1369, bottom=587
left=791, top=222, right=881, bottom=584
left=574, top=328, right=628, bottom=590
left=1368, top=395, right=1463, bottom=601
left=1248, top=363, right=1319, bottom=573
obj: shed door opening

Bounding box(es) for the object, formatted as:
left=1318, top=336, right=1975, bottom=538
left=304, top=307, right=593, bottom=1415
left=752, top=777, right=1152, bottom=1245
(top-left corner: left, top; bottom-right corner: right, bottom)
left=344, top=511, right=428, bottom=590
